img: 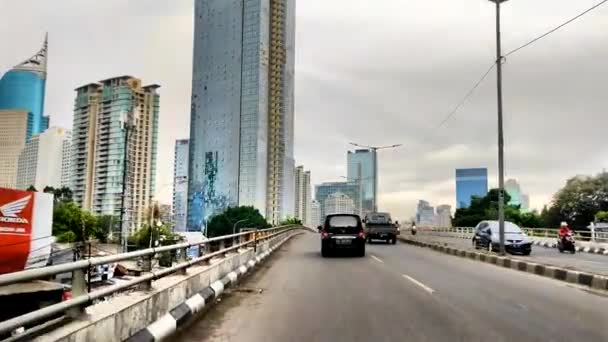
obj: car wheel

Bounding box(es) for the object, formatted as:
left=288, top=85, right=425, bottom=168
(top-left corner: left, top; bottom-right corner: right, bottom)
left=321, top=246, right=330, bottom=258
left=358, top=247, right=366, bottom=257
left=391, top=238, right=397, bottom=245
left=472, top=238, right=478, bottom=249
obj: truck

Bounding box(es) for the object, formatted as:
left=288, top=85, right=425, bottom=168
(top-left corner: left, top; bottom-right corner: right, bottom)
left=363, top=212, right=399, bottom=244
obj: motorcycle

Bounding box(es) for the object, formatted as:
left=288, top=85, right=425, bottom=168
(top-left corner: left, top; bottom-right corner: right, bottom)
left=557, top=232, right=575, bottom=254
left=411, top=225, right=417, bottom=235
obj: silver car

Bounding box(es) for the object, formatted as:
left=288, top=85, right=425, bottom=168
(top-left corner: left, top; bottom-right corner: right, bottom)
left=473, top=220, right=532, bottom=255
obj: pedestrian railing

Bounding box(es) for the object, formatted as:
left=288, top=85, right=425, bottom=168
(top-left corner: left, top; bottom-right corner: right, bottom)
left=0, top=225, right=301, bottom=336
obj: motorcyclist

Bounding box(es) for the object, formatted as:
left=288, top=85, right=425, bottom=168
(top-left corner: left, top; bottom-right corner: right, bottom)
left=558, top=222, right=572, bottom=239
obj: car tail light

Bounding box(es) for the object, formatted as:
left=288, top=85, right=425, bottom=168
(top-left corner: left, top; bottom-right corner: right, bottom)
left=321, top=231, right=329, bottom=239
left=357, top=231, right=365, bottom=239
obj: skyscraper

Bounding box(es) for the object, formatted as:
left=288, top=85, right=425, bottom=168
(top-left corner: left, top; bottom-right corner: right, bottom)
left=0, top=35, right=49, bottom=141
left=71, top=76, right=160, bottom=234
left=294, top=166, right=311, bottom=225
left=188, top=0, right=296, bottom=229
left=16, top=127, right=72, bottom=190
left=416, top=200, right=435, bottom=226
left=0, top=110, right=28, bottom=188
left=505, top=179, right=522, bottom=207
left=324, top=193, right=355, bottom=216
left=315, top=182, right=360, bottom=221
left=173, top=139, right=189, bottom=232
left=455, top=168, right=488, bottom=209
left=347, top=149, right=376, bottom=214
left=436, top=204, right=452, bottom=228
left=310, top=200, right=321, bottom=227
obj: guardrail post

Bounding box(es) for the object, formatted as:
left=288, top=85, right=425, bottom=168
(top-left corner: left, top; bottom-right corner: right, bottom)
left=140, top=255, right=152, bottom=291
left=178, top=247, right=188, bottom=275
left=254, top=228, right=258, bottom=253
left=219, top=240, right=226, bottom=257
left=67, top=268, right=87, bottom=318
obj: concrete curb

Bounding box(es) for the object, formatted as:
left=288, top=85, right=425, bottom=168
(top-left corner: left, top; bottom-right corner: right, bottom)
left=125, top=233, right=297, bottom=342
left=398, top=236, right=608, bottom=292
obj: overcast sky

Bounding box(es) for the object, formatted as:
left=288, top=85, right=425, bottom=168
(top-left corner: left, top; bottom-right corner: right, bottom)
left=1, top=0, right=607, bottom=220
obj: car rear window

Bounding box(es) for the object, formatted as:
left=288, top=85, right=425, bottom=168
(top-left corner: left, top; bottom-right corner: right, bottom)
left=329, top=216, right=358, bottom=227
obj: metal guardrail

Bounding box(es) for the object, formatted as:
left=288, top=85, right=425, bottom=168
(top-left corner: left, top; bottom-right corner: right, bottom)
left=0, top=225, right=300, bottom=336
left=420, top=227, right=608, bottom=243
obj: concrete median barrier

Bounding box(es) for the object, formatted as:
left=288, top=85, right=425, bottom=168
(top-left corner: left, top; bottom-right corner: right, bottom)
left=398, top=235, right=608, bottom=292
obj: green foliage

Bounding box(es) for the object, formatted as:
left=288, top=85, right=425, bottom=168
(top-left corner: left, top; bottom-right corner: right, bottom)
left=547, top=172, right=608, bottom=228
left=42, top=186, right=74, bottom=203
left=453, top=188, right=543, bottom=228
left=128, top=224, right=183, bottom=249
left=280, top=217, right=302, bottom=225
left=594, top=211, right=608, bottom=223
left=206, top=206, right=270, bottom=238
left=52, top=202, right=101, bottom=242
left=95, top=215, right=117, bottom=243
left=27, top=185, right=37, bottom=192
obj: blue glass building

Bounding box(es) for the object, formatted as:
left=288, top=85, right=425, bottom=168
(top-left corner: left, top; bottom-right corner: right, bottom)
left=0, top=35, right=49, bottom=141
left=455, top=168, right=488, bottom=209
left=347, top=149, right=377, bottom=214
left=188, top=0, right=296, bottom=231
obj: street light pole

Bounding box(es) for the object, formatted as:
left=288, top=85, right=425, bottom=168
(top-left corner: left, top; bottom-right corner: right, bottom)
left=233, top=219, right=249, bottom=235
left=491, top=0, right=507, bottom=255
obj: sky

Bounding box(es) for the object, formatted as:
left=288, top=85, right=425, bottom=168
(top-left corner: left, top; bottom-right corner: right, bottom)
left=1, top=0, right=607, bottom=221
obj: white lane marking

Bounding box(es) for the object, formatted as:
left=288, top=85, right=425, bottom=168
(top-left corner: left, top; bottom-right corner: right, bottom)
left=402, top=274, right=435, bottom=294
left=371, top=255, right=384, bottom=263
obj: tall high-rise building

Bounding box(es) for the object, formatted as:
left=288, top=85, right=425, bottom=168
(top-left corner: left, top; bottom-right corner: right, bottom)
left=455, top=168, right=488, bottom=209
left=294, top=166, right=311, bottom=225
left=310, top=200, right=322, bottom=227
left=521, top=194, right=530, bottom=211
left=505, top=179, right=522, bottom=207
left=71, top=76, right=160, bottom=234
left=0, top=35, right=49, bottom=141
left=16, top=127, right=72, bottom=190
left=347, top=149, right=376, bottom=214
left=315, top=182, right=360, bottom=222
left=187, top=0, right=296, bottom=229
left=0, top=110, right=28, bottom=188
left=324, top=193, right=355, bottom=216
left=173, top=139, right=189, bottom=232
left=416, top=200, right=435, bottom=226
left=436, top=204, right=452, bottom=228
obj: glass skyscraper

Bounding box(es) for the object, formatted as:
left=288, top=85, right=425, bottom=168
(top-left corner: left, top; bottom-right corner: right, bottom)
left=0, top=35, right=49, bottom=141
left=173, top=139, right=190, bottom=232
left=315, top=182, right=360, bottom=222
left=188, top=0, right=296, bottom=230
left=347, top=149, right=377, bottom=214
left=455, top=168, right=488, bottom=209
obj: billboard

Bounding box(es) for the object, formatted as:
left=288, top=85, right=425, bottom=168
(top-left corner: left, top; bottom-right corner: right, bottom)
left=0, top=188, right=53, bottom=274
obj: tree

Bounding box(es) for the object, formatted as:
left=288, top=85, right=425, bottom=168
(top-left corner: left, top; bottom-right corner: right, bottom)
left=548, top=173, right=608, bottom=228
left=128, top=224, right=183, bottom=249
left=52, top=202, right=101, bottom=243
left=95, top=215, right=117, bottom=243
left=26, top=185, right=37, bottom=192
left=206, top=206, right=270, bottom=238
left=42, top=186, right=73, bottom=203
left=280, top=217, right=302, bottom=225
left=594, top=211, right=608, bottom=223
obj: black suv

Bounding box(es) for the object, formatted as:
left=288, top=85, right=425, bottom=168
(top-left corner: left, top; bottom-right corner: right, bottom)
left=319, top=214, right=366, bottom=257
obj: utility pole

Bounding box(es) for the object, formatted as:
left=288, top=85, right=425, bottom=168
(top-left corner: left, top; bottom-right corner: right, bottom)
left=490, top=0, right=508, bottom=255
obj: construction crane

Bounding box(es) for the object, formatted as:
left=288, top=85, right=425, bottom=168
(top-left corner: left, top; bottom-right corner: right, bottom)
left=349, top=142, right=403, bottom=212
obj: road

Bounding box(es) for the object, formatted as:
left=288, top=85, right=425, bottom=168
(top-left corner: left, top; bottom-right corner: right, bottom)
left=175, top=233, right=608, bottom=342
left=411, top=233, right=608, bottom=276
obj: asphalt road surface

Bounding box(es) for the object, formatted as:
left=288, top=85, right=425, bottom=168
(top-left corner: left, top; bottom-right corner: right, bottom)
left=411, top=233, right=608, bottom=276
left=175, top=233, right=608, bottom=342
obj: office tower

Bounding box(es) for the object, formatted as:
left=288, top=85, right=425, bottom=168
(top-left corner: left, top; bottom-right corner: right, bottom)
left=188, top=0, right=296, bottom=229
left=16, top=127, right=71, bottom=190
left=0, top=35, right=49, bottom=141
left=159, top=204, right=172, bottom=225
left=324, top=193, right=355, bottom=216
left=521, top=194, right=530, bottom=211
left=416, top=200, right=435, bottom=226
left=71, top=76, right=160, bottom=234
left=310, top=200, right=321, bottom=227
left=455, top=168, right=488, bottom=209
left=315, top=182, right=360, bottom=221
left=505, top=179, right=522, bottom=207
left=173, top=139, right=189, bottom=232
left=436, top=204, right=452, bottom=228
left=294, top=166, right=311, bottom=224
left=347, top=149, right=376, bottom=214
left=0, top=110, right=28, bottom=188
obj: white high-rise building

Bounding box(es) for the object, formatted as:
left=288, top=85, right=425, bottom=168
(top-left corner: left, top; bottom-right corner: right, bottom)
left=0, top=110, right=28, bottom=188
left=310, top=200, right=322, bottom=227
left=187, top=0, right=296, bottom=228
left=173, top=139, right=189, bottom=232
left=436, top=204, right=452, bottom=228
left=324, top=193, right=356, bottom=216
left=16, top=127, right=71, bottom=190
left=416, top=200, right=435, bottom=226
left=71, top=76, right=160, bottom=233
left=294, top=166, right=311, bottom=225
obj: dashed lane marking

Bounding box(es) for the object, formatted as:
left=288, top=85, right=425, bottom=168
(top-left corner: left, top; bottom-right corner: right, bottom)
left=402, top=274, right=435, bottom=294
